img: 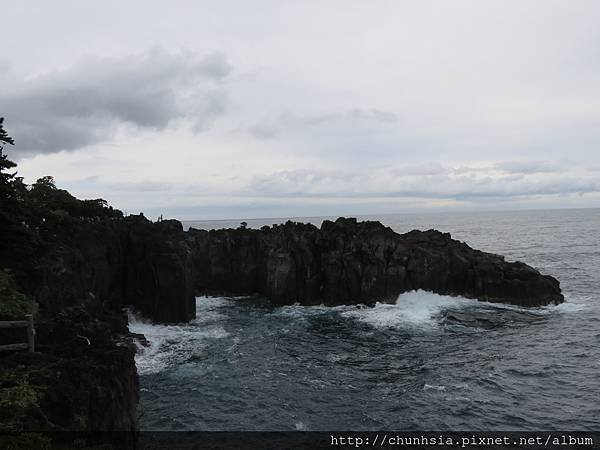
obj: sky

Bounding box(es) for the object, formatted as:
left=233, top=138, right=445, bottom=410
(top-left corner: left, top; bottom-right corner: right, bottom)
left=1, top=0, right=600, bottom=219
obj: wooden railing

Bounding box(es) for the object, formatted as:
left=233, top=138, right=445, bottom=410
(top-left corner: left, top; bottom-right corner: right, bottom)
left=0, top=314, right=35, bottom=352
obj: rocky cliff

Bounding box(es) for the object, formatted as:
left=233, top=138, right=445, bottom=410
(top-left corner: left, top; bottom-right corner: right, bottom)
left=28, top=215, right=195, bottom=324
left=188, top=217, right=564, bottom=307
left=25, top=215, right=563, bottom=324
left=1, top=214, right=195, bottom=438
left=2, top=214, right=563, bottom=438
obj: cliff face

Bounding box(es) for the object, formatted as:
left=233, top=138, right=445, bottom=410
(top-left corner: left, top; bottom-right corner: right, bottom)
left=124, top=217, right=195, bottom=323
left=29, top=215, right=195, bottom=324
left=188, top=218, right=564, bottom=307
left=2, top=215, right=194, bottom=434
left=27, top=215, right=563, bottom=324
left=4, top=215, right=562, bottom=435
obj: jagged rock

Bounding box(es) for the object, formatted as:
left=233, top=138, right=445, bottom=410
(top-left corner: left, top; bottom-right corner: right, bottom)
left=27, top=215, right=195, bottom=324
left=188, top=217, right=564, bottom=307
left=124, top=216, right=195, bottom=323
left=26, top=215, right=563, bottom=325
left=0, top=308, right=138, bottom=434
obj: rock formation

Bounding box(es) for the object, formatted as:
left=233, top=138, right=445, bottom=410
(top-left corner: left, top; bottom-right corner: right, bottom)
left=3, top=214, right=563, bottom=438
left=25, top=215, right=563, bottom=327
left=28, top=215, right=195, bottom=324
left=124, top=217, right=195, bottom=323
left=188, top=217, right=564, bottom=307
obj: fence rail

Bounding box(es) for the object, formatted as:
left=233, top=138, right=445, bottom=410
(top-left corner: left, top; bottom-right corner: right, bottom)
left=0, top=314, right=35, bottom=353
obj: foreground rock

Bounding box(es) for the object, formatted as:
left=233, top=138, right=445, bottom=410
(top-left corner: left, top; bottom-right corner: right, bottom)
left=0, top=307, right=138, bottom=437
left=188, top=218, right=564, bottom=307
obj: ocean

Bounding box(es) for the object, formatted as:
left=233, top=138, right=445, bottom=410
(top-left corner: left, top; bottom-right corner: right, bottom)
left=129, top=209, right=600, bottom=431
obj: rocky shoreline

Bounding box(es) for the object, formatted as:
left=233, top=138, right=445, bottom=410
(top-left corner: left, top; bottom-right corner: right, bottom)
left=1, top=214, right=564, bottom=441
left=189, top=217, right=564, bottom=309
left=30, top=215, right=564, bottom=326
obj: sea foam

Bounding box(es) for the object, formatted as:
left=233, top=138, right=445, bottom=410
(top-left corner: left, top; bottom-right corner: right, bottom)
left=128, top=297, right=232, bottom=375
left=341, top=290, right=476, bottom=329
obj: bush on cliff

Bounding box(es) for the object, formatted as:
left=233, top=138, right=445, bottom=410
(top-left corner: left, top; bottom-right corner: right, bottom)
left=27, top=176, right=123, bottom=226
left=0, top=271, right=36, bottom=320
left=0, top=117, right=122, bottom=277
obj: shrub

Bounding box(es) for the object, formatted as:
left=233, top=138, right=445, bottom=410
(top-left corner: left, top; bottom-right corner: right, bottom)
left=0, top=382, right=38, bottom=409
left=0, top=272, right=36, bottom=319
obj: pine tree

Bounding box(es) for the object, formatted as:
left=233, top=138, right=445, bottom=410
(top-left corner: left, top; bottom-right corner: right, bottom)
left=0, top=117, right=31, bottom=271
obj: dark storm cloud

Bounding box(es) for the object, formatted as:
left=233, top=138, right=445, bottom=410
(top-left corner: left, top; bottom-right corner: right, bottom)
left=2, top=49, right=232, bottom=156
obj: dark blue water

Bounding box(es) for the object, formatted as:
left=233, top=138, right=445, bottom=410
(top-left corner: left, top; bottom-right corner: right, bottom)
left=131, top=209, right=600, bottom=430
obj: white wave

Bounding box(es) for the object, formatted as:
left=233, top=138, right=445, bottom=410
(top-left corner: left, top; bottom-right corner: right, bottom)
left=294, top=421, right=308, bottom=431
left=192, top=296, right=235, bottom=324
left=542, top=301, right=588, bottom=314
left=341, top=290, right=476, bottom=329
left=272, top=303, right=338, bottom=319
left=128, top=296, right=231, bottom=375
left=423, top=383, right=446, bottom=391
left=515, top=293, right=592, bottom=315
left=338, top=289, right=589, bottom=330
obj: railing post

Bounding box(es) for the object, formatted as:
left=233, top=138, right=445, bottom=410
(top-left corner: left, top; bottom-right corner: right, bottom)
left=26, top=314, right=35, bottom=353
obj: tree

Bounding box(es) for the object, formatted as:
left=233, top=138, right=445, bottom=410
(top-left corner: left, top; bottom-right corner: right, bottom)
left=0, top=117, right=30, bottom=270
left=0, top=117, right=16, bottom=183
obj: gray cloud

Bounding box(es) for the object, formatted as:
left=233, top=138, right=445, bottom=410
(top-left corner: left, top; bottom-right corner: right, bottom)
left=3, top=49, right=232, bottom=156
left=246, top=163, right=599, bottom=200
left=493, top=160, right=564, bottom=174
left=4, top=1, right=600, bottom=217
left=249, top=108, right=398, bottom=139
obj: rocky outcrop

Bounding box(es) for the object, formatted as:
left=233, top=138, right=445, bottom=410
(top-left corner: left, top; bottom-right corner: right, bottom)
left=0, top=307, right=138, bottom=437
left=1, top=215, right=194, bottom=436
left=28, top=215, right=195, bottom=324
left=29, top=219, right=129, bottom=316
left=124, top=217, right=195, bottom=323
left=188, top=217, right=564, bottom=307
left=24, top=215, right=563, bottom=323
left=2, top=214, right=562, bottom=438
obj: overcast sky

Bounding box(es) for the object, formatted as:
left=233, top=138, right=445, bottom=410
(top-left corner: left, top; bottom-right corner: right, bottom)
left=2, top=1, right=600, bottom=219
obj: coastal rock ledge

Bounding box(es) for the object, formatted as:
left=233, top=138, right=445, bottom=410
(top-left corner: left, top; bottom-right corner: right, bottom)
left=188, top=217, right=564, bottom=309
left=29, top=216, right=564, bottom=327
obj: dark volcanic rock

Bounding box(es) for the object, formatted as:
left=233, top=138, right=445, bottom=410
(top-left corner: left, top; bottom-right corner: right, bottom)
left=1, top=214, right=562, bottom=436
left=27, top=215, right=563, bottom=324
left=28, top=215, right=195, bottom=324
left=30, top=219, right=129, bottom=316
left=188, top=217, right=564, bottom=307
left=124, top=216, right=195, bottom=323
left=0, top=307, right=138, bottom=434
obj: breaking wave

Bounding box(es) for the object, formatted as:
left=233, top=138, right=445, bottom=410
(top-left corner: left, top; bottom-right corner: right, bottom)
left=128, top=297, right=232, bottom=375
left=341, top=290, right=477, bottom=329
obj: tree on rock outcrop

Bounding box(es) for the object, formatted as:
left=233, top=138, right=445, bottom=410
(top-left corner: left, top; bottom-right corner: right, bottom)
left=0, top=117, right=32, bottom=270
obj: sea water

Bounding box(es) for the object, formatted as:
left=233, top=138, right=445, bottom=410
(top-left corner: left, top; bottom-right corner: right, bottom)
left=130, top=209, right=600, bottom=430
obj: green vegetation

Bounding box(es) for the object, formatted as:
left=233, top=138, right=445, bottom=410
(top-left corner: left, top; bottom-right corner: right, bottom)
left=0, top=271, right=36, bottom=319
left=27, top=175, right=123, bottom=225
left=0, top=382, right=38, bottom=409
left=0, top=117, right=122, bottom=275
left=0, top=433, right=52, bottom=450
